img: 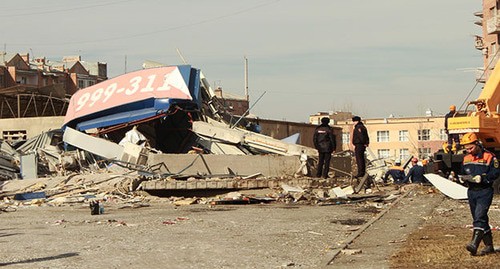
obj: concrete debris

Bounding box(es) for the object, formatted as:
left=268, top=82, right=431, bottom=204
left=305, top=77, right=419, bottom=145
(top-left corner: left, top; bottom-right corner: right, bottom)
left=0, top=64, right=409, bottom=211
left=341, top=249, right=362, bottom=255
left=281, top=184, right=305, bottom=193
left=331, top=187, right=347, bottom=199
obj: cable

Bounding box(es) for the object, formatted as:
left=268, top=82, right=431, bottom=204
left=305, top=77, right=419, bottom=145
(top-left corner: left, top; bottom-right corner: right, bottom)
left=7, top=0, right=281, bottom=46
left=459, top=48, right=500, bottom=110
left=2, top=0, right=138, bottom=17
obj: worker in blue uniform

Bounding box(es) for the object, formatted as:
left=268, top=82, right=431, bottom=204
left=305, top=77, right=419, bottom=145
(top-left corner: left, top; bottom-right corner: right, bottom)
left=402, top=157, right=427, bottom=184
left=459, top=132, right=500, bottom=256
left=383, top=160, right=405, bottom=184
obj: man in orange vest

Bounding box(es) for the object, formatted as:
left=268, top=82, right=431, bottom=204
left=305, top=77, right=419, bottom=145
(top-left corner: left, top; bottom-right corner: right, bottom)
left=383, top=160, right=405, bottom=184
left=459, top=132, right=500, bottom=256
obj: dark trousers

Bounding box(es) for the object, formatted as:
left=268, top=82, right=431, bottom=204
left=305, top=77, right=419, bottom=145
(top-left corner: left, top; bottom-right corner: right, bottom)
left=468, top=187, right=494, bottom=232
left=316, top=152, right=332, bottom=178
left=354, top=145, right=366, bottom=177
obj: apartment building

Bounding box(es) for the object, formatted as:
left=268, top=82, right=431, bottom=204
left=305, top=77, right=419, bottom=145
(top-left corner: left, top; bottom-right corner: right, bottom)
left=474, top=0, right=500, bottom=81
left=0, top=52, right=107, bottom=141
left=309, top=112, right=446, bottom=161
left=0, top=53, right=107, bottom=96
left=214, top=87, right=249, bottom=116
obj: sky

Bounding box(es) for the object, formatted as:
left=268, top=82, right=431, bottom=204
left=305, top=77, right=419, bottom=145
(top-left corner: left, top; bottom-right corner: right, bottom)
left=0, top=0, right=483, bottom=122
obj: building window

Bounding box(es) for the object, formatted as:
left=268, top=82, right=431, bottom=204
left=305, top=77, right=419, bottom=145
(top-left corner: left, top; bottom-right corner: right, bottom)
left=418, top=148, right=431, bottom=159
left=342, top=132, right=350, bottom=144
left=439, top=129, right=447, bottom=140
left=399, top=130, right=409, bottom=141
left=378, top=149, right=390, bottom=159
left=377, top=131, right=389, bottom=142
left=399, top=148, right=409, bottom=160
left=78, top=80, right=85, bottom=88
left=418, top=129, right=430, bottom=141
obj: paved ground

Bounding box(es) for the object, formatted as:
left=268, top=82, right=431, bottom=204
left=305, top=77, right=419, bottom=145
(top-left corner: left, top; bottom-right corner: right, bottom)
left=0, top=196, right=375, bottom=269
left=329, top=187, right=444, bottom=268
left=0, top=185, right=498, bottom=269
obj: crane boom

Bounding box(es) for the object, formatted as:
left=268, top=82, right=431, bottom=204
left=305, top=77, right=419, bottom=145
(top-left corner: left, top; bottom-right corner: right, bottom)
left=447, top=60, right=500, bottom=150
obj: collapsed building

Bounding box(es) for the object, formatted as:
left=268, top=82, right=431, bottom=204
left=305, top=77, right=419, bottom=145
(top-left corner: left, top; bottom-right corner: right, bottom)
left=0, top=64, right=356, bottom=193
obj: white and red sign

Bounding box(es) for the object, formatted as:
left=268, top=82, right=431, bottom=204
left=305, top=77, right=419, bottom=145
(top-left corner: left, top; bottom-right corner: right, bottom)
left=64, top=66, right=193, bottom=124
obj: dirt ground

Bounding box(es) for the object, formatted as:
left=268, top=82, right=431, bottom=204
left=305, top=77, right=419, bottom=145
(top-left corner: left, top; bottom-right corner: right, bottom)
left=0, top=185, right=499, bottom=269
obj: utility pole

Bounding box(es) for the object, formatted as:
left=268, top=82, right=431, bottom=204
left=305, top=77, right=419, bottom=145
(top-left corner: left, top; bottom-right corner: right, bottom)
left=124, top=55, right=127, bottom=73
left=244, top=56, right=249, bottom=101
left=176, top=48, right=188, bottom=64
left=2, top=44, right=6, bottom=63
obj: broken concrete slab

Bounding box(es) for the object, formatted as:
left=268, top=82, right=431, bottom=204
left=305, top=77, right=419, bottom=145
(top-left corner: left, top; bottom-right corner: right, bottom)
left=192, top=120, right=317, bottom=157
left=63, top=127, right=124, bottom=160
left=147, top=154, right=303, bottom=178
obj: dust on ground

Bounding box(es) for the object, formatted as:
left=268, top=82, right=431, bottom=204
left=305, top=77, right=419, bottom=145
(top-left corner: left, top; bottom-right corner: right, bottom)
left=0, top=184, right=499, bottom=269
left=390, top=198, right=500, bottom=269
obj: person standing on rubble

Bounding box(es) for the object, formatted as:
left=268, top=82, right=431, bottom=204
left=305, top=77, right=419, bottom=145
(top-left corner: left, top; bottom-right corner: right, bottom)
left=351, top=116, right=369, bottom=178
left=445, top=105, right=460, bottom=153
left=458, top=132, right=499, bottom=256
left=313, top=117, right=336, bottom=178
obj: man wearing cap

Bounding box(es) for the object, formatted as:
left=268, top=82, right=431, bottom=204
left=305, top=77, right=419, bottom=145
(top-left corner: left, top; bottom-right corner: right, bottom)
left=313, top=117, right=336, bottom=178
left=445, top=105, right=460, bottom=153
left=459, top=132, right=499, bottom=256
left=402, top=157, right=427, bottom=184
left=351, top=116, right=369, bottom=178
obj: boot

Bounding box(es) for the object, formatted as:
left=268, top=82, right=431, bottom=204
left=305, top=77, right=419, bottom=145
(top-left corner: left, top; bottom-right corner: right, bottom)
left=479, top=231, right=495, bottom=256
left=466, top=229, right=484, bottom=255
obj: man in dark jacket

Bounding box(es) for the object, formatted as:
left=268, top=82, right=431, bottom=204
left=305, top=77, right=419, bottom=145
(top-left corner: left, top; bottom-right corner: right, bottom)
left=402, top=157, right=427, bottom=184
left=313, top=117, right=336, bottom=178
left=351, top=116, right=369, bottom=178
left=444, top=105, right=460, bottom=153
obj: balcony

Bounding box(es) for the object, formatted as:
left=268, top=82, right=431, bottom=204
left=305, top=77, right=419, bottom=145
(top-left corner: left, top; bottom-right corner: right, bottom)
left=487, top=16, right=500, bottom=34
left=474, top=35, right=484, bottom=50
left=475, top=68, right=487, bottom=83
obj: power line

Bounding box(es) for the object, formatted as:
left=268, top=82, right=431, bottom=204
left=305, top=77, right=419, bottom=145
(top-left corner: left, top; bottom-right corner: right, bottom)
left=6, top=0, right=281, bottom=46
left=2, top=0, right=138, bottom=17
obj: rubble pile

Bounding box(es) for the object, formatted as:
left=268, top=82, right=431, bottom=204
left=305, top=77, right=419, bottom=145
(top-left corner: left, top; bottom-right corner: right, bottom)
left=0, top=64, right=408, bottom=213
